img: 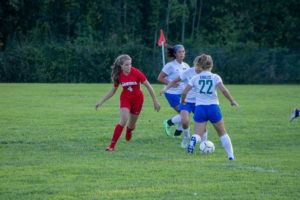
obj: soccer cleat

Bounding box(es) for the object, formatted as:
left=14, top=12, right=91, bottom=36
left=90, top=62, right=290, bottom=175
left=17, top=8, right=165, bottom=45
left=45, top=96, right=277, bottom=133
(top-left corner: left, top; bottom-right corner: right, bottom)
left=105, top=147, right=114, bottom=151
left=125, top=131, right=132, bottom=141
left=229, top=157, right=235, bottom=161
left=290, top=108, right=299, bottom=122
left=125, top=125, right=135, bottom=141
left=181, top=135, right=190, bottom=149
left=163, top=120, right=171, bottom=136
left=187, top=136, right=197, bottom=153
left=173, top=129, right=182, bottom=138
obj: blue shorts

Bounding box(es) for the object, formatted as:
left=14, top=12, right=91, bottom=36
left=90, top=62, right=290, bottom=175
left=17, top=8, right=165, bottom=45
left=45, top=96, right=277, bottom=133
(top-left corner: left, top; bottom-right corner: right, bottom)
left=178, top=102, right=196, bottom=113
left=193, top=105, right=222, bottom=123
left=164, top=93, right=181, bottom=108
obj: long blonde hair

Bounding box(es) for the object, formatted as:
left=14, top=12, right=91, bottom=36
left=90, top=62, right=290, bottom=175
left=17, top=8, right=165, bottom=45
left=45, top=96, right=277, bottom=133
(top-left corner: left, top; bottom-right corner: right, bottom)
left=193, top=54, right=213, bottom=70
left=111, top=54, right=132, bottom=85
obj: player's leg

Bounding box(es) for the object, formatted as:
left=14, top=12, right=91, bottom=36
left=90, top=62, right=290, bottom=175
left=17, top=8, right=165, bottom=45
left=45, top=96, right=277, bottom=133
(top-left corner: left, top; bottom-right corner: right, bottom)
left=172, top=104, right=183, bottom=137
left=212, top=119, right=234, bottom=160
left=106, top=107, right=129, bottom=151
left=189, top=103, right=208, bottom=142
left=163, top=93, right=183, bottom=137
left=188, top=105, right=207, bottom=153
left=126, top=113, right=139, bottom=141
left=125, top=100, right=143, bottom=141
left=187, top=121, right=206, bottom=153
left=180, top=110, right=190, bottom=148
left=208, top=104, right=234, bottom=160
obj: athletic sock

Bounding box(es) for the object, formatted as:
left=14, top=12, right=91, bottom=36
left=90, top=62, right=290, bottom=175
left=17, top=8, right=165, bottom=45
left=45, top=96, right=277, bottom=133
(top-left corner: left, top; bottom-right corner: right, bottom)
left=109, top=124, right=124, bottom=149
left=201, top=131, right=208, bottom=142
left=183, top=128, right=190, bottom=137
left=220, top=134, right=234, bottom=159
left=176, top=122, right=183, bottom=131
left=171, top=115, right=181, bottom=124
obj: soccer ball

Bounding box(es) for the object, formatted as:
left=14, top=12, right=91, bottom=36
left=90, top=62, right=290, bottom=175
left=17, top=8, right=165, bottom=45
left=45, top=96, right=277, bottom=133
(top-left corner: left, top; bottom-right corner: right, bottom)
left=199, top=140, right=215, bottom=154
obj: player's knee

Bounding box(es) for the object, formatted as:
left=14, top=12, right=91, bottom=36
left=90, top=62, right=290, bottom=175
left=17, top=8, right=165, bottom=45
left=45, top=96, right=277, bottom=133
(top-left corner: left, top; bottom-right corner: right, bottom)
left=182, top=121, right=189, bottom=129
left=119, top=119, right=128, bottom=126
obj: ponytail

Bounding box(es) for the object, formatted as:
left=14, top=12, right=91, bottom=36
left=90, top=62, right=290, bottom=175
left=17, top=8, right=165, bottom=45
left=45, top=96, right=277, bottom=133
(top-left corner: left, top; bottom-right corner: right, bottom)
left=165, top=43, right=184, bottom=60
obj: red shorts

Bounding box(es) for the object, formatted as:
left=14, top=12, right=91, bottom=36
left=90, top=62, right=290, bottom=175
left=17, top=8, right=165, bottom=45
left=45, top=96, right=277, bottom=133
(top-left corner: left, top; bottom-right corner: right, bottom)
left=120, top=93, right=144, bottom=115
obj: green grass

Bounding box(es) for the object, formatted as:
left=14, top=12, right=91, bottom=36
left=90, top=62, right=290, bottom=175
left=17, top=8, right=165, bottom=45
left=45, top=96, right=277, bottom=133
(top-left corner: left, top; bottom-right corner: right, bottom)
left=0, top=83, right=300, bottom=200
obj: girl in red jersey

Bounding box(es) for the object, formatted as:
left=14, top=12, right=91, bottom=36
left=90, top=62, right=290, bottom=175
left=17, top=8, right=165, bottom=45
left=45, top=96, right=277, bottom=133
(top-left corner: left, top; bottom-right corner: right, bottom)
left=95, top=54, right=161, bottom=151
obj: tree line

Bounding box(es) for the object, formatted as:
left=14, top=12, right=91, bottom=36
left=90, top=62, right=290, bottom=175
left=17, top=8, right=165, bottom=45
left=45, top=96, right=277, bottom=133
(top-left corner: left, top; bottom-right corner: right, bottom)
left=0, top=0, right=299, bottom=83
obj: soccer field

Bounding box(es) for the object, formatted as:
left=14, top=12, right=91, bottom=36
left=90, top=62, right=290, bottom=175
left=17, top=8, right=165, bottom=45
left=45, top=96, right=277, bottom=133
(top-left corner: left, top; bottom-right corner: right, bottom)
left=0, top=83, right=299, bottom=200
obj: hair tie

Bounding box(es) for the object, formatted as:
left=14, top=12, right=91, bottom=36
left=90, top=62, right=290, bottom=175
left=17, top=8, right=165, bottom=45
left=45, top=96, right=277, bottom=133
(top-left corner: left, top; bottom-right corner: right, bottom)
left=174, top=45, right=184, bottom=53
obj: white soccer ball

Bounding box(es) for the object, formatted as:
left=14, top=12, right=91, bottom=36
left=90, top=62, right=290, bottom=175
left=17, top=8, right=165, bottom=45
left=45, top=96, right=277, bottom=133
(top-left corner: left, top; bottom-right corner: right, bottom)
left=199, top=140, right=215, bottom=154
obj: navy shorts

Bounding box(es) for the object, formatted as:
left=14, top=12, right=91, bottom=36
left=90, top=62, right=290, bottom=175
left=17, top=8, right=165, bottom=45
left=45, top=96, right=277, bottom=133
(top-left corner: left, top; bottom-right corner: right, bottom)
left=193, top=104, right=222, bottom=123
left=178, top=102, right=196, bottom=113
left=164, top=93, right=181, bottom=108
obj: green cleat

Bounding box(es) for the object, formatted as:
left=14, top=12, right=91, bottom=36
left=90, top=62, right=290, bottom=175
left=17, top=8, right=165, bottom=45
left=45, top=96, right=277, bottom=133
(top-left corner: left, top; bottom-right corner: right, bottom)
left=163, top=120, right=171, bottom=136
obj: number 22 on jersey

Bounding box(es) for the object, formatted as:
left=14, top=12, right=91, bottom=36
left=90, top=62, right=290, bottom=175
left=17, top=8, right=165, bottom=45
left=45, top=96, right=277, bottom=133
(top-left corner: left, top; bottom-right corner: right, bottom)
left=198, top=80, right=213, bottom=94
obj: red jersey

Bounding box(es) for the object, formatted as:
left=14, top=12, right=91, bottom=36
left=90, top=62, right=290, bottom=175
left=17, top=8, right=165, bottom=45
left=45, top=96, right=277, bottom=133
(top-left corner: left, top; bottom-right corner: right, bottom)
left=114, top=67, right=147, bottom=99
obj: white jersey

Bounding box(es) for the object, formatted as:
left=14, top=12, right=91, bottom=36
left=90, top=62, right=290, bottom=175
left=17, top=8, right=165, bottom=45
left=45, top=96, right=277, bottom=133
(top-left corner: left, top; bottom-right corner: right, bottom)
left=162, top=59, right=190, bottom=94
left=188, top=71, right=222, bottom=105
left=179, top=67, right=198, bottom=103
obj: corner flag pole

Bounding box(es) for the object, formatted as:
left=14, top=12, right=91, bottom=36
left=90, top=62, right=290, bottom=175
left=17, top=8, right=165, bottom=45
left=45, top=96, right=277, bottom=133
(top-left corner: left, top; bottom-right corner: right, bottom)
left=161, top=41, right=165, bottom=67
left=158, top=29, right=166, bottom=68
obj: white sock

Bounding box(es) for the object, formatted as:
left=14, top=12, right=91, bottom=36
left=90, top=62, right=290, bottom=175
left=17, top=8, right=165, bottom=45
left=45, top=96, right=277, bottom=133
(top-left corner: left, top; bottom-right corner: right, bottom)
left=201, top=131, right=208, bottom=142
left=220, top=134, right=234, bottom=159
left=176, top=122, right=183, bottom=131
left=192, top=134, right=201, bottom=143
left=183, top=128, right=190, bottom=137
left=171, top=115, right=181, bottom=124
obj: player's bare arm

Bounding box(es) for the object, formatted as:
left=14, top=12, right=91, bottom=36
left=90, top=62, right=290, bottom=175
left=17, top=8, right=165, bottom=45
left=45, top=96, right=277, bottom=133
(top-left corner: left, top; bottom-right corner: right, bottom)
left=159, top=76, right=181, bottom=96
left=143, top=80, right=161, bottom=112
left=95, top=86, right=118, bottom=110
left=181, top=85, right=192, bottom=104
left=157, top=71, right=169, bottom=85
left=217, top=82, right=239, bottom=109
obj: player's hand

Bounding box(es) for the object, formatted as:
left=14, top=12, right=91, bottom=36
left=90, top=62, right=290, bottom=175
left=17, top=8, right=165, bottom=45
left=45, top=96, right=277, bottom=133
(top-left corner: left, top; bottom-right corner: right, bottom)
left=95, top=102, right=102, bottom=111
left=173, top=83, right=179, bottom=88
left=154, top=102, right=161, bottom=112
left=181, top=99, right=187, bottom=105
left=159, top=89, right=166, bottom=96
left=231, top=101, right=239, bottom=110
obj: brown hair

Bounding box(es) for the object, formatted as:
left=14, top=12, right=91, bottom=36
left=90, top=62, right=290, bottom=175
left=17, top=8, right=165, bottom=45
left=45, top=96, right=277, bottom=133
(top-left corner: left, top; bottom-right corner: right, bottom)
left=165, top=43, right=184, bottom=60
left=193, top=54, right=213, bottom=70
left=111, top=54, right=132, bottom=85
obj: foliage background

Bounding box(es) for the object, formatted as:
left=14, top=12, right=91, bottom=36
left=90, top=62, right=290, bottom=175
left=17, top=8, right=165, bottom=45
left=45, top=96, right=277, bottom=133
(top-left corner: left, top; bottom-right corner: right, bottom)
left=0, top=0, right=299, bottom=83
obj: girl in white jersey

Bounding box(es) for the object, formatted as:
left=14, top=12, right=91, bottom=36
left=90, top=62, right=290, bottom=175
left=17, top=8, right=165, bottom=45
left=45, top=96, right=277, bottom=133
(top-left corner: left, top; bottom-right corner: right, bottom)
left=160, top=56, right=209, bottom=148
left=157, top=44, right=190, bottom=137
left=181, top=54, right=239, bottom=160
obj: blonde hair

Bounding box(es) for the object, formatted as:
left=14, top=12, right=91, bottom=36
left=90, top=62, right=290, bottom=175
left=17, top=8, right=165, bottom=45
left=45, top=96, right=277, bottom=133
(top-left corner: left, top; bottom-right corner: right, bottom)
left=193, top=54, right=213, bottom=70
left=111, top=54, right=132, bottom=85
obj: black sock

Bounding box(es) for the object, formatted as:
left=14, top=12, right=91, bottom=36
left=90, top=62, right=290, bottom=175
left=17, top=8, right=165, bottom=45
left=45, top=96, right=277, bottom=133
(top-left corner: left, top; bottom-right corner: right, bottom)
left=167, top=119, right=174, bottom=126
left=174, top=129, right=182, bottom=136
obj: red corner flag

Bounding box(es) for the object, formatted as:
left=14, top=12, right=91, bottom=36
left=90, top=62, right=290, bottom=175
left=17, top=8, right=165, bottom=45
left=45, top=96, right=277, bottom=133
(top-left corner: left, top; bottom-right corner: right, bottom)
left=158, top=29, right=166, bottom=46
